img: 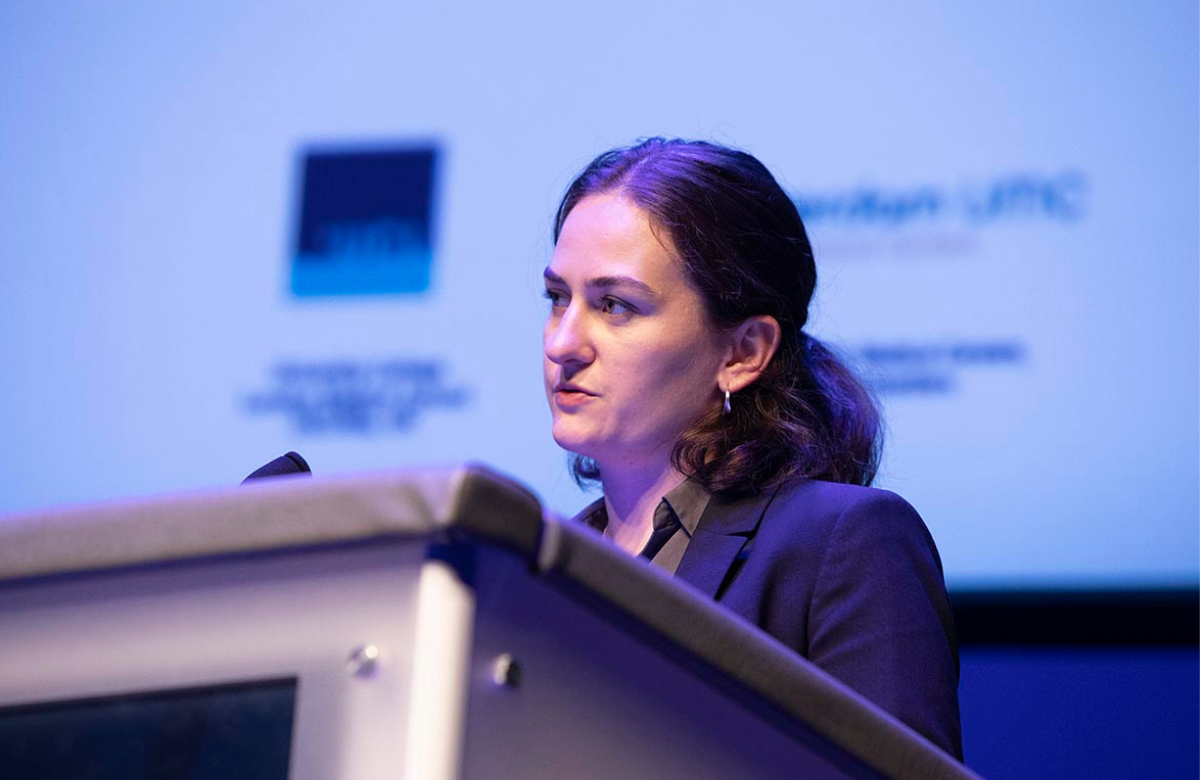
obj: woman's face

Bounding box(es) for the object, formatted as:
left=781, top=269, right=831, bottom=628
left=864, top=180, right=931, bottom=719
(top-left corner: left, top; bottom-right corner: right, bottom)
left=543, top=193, right=728, bottom=474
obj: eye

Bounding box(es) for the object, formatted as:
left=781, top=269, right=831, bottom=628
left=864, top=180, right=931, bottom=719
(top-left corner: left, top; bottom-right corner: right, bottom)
left=543, top=288, right=567, bottom=309
left=599, top=296, right=633, bottom=316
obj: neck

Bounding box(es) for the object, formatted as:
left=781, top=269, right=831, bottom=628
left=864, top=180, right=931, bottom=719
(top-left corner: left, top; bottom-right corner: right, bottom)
left=599, top=457, right=685, bottom=556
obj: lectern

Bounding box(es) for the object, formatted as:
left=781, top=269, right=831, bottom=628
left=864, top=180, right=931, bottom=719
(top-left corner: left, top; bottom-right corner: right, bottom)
left=0, top=465, right=979, bottom=780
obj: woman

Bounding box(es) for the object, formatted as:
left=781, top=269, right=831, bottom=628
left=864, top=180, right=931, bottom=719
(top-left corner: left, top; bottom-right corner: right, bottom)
left=542, top=138, right=963, bottom=759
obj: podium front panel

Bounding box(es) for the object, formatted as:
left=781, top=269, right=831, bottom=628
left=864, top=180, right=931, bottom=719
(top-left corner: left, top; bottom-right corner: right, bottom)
left=0, top=541, right=428, bottom=780
left=460, top=545, right=885, bottom=780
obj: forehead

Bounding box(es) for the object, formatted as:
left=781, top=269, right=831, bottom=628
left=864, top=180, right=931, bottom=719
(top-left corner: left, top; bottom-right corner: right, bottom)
left=548, top=194, right=684, bottom=286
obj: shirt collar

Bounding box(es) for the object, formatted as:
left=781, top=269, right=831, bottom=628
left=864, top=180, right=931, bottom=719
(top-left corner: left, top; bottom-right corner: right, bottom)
left=659, top=477, right=709, bottom=538
left=575, top=478, right=710, bottom=539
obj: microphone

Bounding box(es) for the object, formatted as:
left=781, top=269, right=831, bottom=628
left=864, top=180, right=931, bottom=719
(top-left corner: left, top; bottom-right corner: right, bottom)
left=242, top=451, right=312, bottom=484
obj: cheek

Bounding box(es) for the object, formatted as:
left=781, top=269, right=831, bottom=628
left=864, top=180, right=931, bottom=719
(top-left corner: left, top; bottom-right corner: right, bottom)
left=656, top=342, right=724, bottom=421
left=658, top=332, right=721, bottom=383
left=621, top=340, right=717, bottom=418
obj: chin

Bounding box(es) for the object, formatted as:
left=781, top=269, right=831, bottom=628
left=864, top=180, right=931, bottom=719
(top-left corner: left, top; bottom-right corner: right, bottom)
left=551, top=428, right=585, bottom=453
left=551, top=423, right=600, bottom=460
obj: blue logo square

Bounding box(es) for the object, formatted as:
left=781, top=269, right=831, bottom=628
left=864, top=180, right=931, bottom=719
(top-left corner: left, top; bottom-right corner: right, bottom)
left=291, top=145, right=439, bottom=296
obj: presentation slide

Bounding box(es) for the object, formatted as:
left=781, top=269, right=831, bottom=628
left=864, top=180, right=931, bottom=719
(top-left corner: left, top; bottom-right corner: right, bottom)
left=0, top=1, right=1195, bottom=590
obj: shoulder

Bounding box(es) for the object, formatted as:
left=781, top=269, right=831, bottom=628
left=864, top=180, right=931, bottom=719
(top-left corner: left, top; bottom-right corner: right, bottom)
left=768, top=478, right=917, bottom=517
left=760, top=479, right=932, bottom=543
left=741, top=479, right=946, bottom=583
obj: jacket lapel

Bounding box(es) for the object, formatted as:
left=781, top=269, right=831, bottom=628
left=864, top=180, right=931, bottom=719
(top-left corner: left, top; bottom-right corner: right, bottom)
left=675, top=488, right=778, bottom=598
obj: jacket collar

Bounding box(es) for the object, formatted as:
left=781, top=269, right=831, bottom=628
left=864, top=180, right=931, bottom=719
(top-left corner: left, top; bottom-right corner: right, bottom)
left=674, top=486, right=780, bottom=598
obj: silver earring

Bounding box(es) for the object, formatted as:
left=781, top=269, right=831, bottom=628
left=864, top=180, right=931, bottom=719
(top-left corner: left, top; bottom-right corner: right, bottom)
left=723, top=389, right=731, bottom=415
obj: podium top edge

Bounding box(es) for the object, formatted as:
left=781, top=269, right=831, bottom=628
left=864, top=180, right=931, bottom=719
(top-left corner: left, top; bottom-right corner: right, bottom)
left=0, top=463, right=544, bottom=583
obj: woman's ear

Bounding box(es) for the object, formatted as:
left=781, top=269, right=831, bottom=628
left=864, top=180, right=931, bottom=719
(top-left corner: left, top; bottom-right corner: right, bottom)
left=719, top=315, right=781, bottom=394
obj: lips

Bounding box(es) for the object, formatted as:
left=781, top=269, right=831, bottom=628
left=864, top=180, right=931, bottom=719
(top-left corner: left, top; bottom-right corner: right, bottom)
left=554, top=382, right=595, bottom=396
left=552, top=382, right=596, bottom=409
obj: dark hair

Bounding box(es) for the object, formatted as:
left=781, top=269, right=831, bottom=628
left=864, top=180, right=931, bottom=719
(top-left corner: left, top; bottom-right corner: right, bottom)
left=554, top=137, right=881, bottom=497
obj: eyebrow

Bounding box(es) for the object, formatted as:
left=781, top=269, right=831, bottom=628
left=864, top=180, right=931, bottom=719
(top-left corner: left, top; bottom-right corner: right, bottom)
left=542, top=268, right=659, bottom=298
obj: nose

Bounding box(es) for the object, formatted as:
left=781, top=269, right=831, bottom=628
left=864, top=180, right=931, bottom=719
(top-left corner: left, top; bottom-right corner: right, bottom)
left=544, top=302, right=595, bottom=368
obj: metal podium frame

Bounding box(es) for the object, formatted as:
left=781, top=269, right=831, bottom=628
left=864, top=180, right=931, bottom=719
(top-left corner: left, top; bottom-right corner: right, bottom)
left=0, top=465, right=980, bottom=780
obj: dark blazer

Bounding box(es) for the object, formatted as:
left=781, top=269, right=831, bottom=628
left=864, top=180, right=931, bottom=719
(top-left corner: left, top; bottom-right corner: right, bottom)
left=672, top=478, right=963, bottom=760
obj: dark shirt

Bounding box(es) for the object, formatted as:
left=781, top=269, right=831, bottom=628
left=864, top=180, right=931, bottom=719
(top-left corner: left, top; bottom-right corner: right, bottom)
left=576, top=478, right=710, bottom=575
